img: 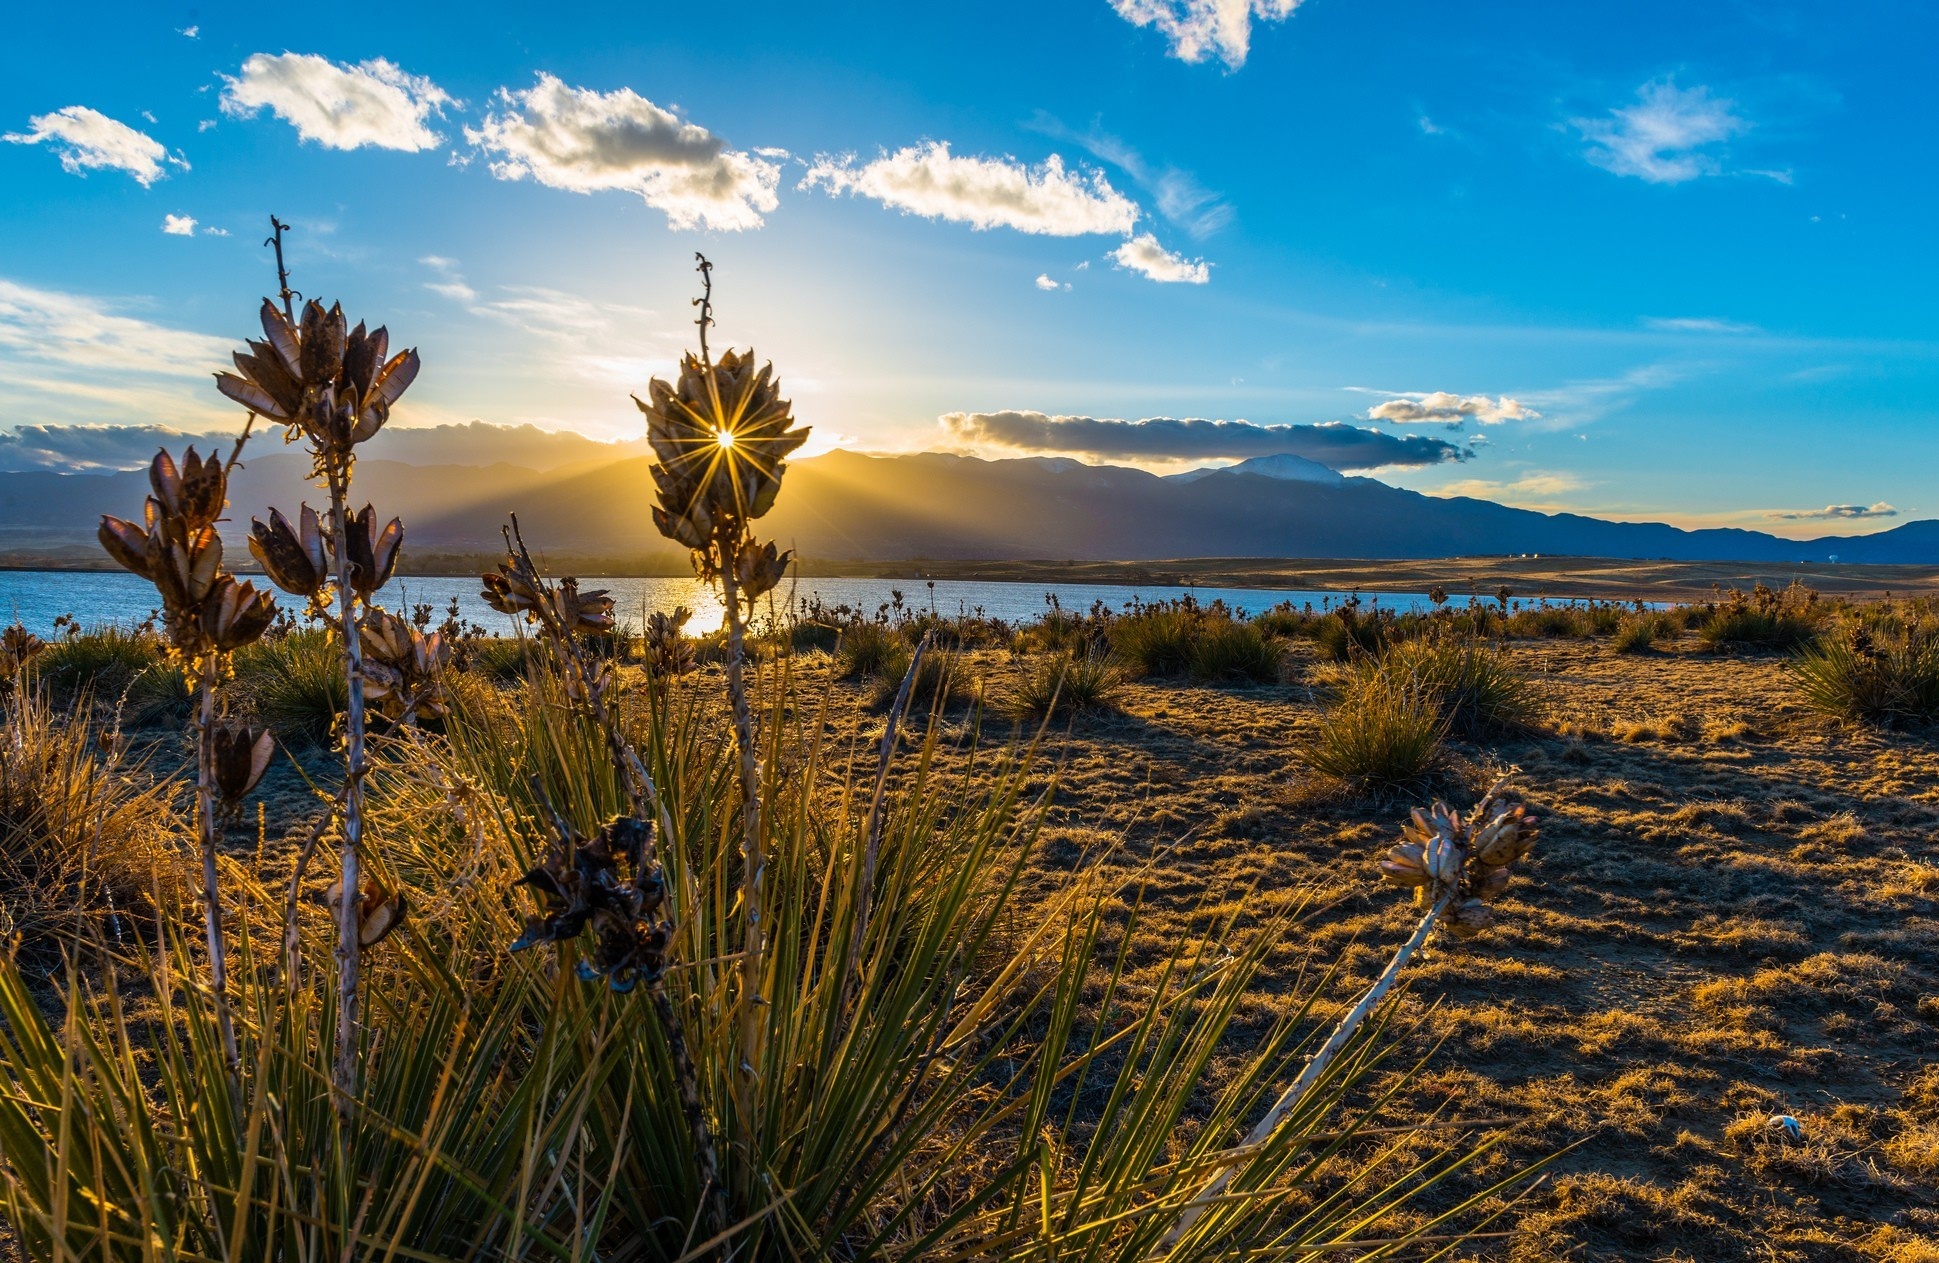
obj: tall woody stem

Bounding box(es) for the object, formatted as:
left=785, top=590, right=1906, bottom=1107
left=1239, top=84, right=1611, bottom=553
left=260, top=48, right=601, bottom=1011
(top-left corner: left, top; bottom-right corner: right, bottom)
left=194, top=653, right=240, bottom=1083
left=327, top=464, right=366, bottom=1117
left=718, top=528, right=767, bottom=1128
left=1156, top=885, right=1459, bottom=1254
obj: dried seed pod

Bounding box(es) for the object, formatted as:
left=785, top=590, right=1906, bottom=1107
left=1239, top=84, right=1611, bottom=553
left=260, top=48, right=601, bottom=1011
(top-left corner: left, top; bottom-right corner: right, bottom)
left=1425, top=830, right=1461, bottom=887
left=1473, top=865, right=1512, bottom=899
left=735, top=538, right=792, bottom=601
left=249, top=505, right=327, bottom=598
left=634, top=347, right=810, bottom=560
left=1379, top=841, right=1429, bottom=887
left=481, top=568, right=543, bottom=616
left=1445, top=898, right=1495, bottom=939
left=359, top=606, right=452, bottom=722
left=98, top=515, right=153, bottom=577
left=212, top=724, right=275, bottom=803
left=200, top=576, right=276, bottom=651
left=326, top=878, right=408, bottom=949
left=342, top=505, right=403, bottom=597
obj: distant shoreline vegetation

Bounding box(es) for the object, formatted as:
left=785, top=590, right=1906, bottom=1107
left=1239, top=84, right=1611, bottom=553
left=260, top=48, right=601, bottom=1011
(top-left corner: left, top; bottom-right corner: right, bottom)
left=8, top=552, right=1939, bottom=600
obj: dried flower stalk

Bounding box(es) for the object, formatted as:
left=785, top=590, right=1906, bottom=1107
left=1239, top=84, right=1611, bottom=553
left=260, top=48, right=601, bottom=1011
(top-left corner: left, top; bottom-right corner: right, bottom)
left=1158, top=775, right=1542, bottom=1252
left=215, top=217, right=420, bottom=1111
left=97, top=445, right=276, bottom=1080
left=634, top=254, right=808, bottom=1130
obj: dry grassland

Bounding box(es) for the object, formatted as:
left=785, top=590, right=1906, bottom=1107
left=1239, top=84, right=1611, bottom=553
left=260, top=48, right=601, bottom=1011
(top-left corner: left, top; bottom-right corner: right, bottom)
left=769, top=632, right=1938, bottom=1262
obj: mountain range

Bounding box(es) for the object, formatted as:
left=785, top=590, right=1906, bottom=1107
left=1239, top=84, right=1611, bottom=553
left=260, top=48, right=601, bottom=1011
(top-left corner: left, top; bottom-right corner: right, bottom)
left=2, top=448, right=1933, bottom=568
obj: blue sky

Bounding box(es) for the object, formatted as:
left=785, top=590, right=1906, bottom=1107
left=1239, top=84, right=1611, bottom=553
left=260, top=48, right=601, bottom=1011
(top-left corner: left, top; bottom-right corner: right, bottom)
left=2, top=0, right=1934, bottom=536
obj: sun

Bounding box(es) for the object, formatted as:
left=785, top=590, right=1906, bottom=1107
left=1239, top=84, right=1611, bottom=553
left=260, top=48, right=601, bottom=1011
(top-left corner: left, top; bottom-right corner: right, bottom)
left=715, top=429, right=735, bottom=449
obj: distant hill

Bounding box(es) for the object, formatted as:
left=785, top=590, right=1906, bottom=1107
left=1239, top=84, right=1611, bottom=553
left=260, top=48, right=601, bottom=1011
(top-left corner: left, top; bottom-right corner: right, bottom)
left=2, top=448, right=1934, bottom=567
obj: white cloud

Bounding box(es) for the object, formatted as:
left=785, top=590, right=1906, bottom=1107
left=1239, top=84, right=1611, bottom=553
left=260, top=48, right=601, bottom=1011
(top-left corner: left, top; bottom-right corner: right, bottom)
left=1110, top=233, right=1210, bottom=283
left=1772, top=502, right=1898, bottom=521
left=1034, top=274, right=1060, bottom=291
left=1366, top=391, right=1538, bottom=425
left=1574, top=80, right=1748, bottom=184
left=202, top=225, right=230, bottom=237
left=1644, top=316, right=1760, bottom=334
left=221, top=52, right=450, bottom=151
left=162, top=214, right=197, bottom=236
left=466, top=75, right=780, bottom=231
left=801, top=141, right=1138, bottom=236
left=1109, top=0, right=1306, bottom=69
left=3, top=106, right=179, bottom=185
left=179, top=24, right=199, bottom=37
left=197, top=119, right=217, bottom=132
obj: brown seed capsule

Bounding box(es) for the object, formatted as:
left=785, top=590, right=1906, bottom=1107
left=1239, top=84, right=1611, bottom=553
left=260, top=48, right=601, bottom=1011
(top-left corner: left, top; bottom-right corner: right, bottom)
left=249, top=505, right=327, bottom=598
left=98, top=515, right=153, bottom=577
left=200, top=576, right=275, bottom=651
left=326, top=878, right=408, bottom=949
left=212, top=724, right=275, bottom=803
left=1445, top=898, right=1495, bottom=939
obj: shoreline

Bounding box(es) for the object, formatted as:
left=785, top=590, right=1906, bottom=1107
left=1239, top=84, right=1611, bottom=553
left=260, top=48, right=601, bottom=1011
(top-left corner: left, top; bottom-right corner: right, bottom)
left=8, top=553, right=1939, bottom=600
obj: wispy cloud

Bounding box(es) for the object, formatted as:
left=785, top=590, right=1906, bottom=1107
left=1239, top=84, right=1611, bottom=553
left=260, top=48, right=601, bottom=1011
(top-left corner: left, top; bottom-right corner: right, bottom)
left=0, top=279, right=237, bottom=430
left=802, top=141, right=1137, bottom=237
left=1111, top=233, right=1210, bottom=283
left=3, top=106, right=182, bottom=185
left=1029, top=114, right=1232, bottom=238
left=1434, top=471, right=1589, bottom=505
left=419, top=255, right=478, bottom=302
left=1365, top=391, right=1538, bottom=425
left=221, top=53, right=450, bottom=151
left=1644, top=316, right=1760, bottom=334
left=939, top=409, right=1467, bottom=469
left=1573, top=80, right=1749, bottom=184
left=467, top=75, right=780, bottom=230
left=1771, top=502, right=1899, bottom=521
left=1110, top=0, right=1306, bottom=70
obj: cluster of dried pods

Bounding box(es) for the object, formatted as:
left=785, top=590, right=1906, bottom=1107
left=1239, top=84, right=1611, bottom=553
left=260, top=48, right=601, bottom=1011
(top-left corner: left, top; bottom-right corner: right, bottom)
left=1380, top=796, right=1542, bottom=938
left=99, top=450, right=276, bottom=659
left=510, top=816, right=667, bottom=993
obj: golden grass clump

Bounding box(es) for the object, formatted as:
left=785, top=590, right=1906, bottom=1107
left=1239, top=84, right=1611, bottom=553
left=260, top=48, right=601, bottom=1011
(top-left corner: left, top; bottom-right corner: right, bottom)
left=1304, top=669, right=1447, bottom=794
left=0, top=686, right=190, bottom=946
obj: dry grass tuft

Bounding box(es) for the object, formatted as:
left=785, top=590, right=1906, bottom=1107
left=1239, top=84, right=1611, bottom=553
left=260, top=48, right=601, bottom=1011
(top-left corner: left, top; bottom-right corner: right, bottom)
left=0, top=686, right=191, bottom=946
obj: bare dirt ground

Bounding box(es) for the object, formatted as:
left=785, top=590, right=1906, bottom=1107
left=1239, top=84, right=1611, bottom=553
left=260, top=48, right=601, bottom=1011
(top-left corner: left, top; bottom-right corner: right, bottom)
left=802, top=632, right=1938, bottom=1262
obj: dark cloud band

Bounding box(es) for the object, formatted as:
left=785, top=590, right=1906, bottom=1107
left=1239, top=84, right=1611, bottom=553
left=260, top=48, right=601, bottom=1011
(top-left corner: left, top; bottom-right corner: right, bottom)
left=939, top=410, right=1469, bottom=470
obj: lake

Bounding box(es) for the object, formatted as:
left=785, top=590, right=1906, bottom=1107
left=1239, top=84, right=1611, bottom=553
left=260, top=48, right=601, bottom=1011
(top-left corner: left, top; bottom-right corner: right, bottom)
left=0, top=570, right=1456, bottom=638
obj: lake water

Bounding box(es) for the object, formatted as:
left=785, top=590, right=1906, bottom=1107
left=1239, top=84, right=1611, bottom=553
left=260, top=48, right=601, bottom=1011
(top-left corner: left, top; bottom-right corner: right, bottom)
left=0, top=570, right=1460, bottom=638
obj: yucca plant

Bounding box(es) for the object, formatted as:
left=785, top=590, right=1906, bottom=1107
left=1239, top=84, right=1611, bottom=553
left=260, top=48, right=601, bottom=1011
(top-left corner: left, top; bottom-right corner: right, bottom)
left=633, top=254, right=809, bottom=1137
left=1791, top=623, right=1939, bottom=727
left=97, top=443, right=278, bottom=1078
left=1189, top=618, right=1284, bottom=684
left=1013, top=647, right=1127, bottom=718
left=1370, top=633, right=1537, bottom=739
left=0, top=636, right=1546, bottom=1260
left=837, top=620, right=903, bottom=678
left=216, top=218, right=422, bottom=1103
left=1305, top=670, right=1448, bottom=796
left=26, top=623, right=165, bottom=705
left=1109, top=605, right=1198, bottom=677
left=232, top=627, right=348, bottom=742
